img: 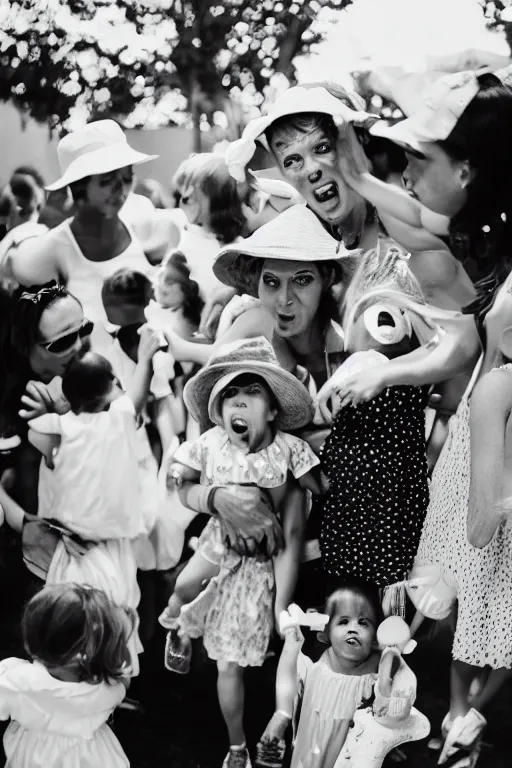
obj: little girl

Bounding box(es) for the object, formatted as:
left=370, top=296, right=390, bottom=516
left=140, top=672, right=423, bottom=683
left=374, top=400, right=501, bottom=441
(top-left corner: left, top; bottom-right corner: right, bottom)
left=0, top=583, right=133, bottom=767
left=257, top=583, right=383, bottom=768
left=159, top=336, right=320, bottom=768
left=4, top=326, right=161, bottom=675
left=150, top=250, right=204, bottom=341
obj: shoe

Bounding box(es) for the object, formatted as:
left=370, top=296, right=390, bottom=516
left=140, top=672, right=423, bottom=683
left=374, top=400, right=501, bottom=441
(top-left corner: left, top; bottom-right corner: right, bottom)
left=337, top=706, right=430, bottom=767
left=222, top=745, right=252, bottom=768
left=164, top=627, right=192, bottom=674
left=429, top=713, right=454, bottom=751
left=438, top=709, right=486, bottom=766
left=255, top=737, right=286, bottom=768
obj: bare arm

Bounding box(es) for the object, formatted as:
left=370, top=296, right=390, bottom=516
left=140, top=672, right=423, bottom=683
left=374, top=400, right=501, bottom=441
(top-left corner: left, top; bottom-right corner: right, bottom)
left=380, top=212, right=451, bottom=255
left=273, top=485, right=307, bottom=620
left=127, top=326, right=161, bottom=414
left=467, top=370, right=512, bottom=548
left=259, top=626, right=304, bottom=743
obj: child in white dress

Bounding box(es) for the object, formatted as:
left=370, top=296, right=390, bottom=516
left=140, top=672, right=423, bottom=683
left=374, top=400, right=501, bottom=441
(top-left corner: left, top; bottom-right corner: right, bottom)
left=21, top=326, right=161, bottom=676
left=159, top=337, right=320, bottom=768
left=0, top=583, right=133, bottom=768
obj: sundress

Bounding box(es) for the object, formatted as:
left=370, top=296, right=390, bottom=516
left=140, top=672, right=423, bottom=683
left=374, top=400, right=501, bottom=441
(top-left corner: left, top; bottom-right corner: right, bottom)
left=174, top=426, right=319, bottom=667
left=416, top=361, right=512, bottom=668
left=320, top=385, right=429, bottom=588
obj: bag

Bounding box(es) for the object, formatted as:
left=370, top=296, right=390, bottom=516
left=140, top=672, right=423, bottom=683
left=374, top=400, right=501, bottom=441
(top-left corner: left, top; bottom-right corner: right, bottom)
left=22, top=516, right=90, bottom=581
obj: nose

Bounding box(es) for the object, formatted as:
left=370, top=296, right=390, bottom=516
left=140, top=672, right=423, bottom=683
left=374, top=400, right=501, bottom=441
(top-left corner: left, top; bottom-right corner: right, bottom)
left=276, top=281, right=293, bottom=308
left=233, top=395, right=247, bottom=408
left=308, top=168, right=322, bottom=184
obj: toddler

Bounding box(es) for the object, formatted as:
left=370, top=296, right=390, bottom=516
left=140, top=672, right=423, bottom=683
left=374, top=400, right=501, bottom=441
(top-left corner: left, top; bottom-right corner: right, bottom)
left=0, top=583, right=134, bottom=767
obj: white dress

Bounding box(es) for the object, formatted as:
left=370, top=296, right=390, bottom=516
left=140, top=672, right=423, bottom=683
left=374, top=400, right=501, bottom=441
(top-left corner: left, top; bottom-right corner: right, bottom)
left=0, top=658, right=128, bottom=768
left=31, top=396, right=146, bottom=675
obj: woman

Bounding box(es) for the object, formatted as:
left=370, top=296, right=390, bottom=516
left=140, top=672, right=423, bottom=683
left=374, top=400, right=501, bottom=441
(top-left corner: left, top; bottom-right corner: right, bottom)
left=375, top=72, right=512, bottom=763
left=9, top=120, right=161, bottom=358
left=0, top=283, right=92, bottom=514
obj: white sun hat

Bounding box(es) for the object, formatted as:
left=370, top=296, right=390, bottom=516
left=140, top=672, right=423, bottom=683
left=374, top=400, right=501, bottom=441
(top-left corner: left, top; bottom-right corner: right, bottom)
left=369, top=70, right=483, bottom=153
left=225, top=85, right=373, bottom=183
left=46, top=120, right=158, bottom=191
left=213, top=204, right=361, bottom=297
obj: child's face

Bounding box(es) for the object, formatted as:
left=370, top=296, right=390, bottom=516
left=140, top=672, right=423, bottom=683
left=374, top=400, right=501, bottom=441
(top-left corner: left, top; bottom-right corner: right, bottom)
left=155, top=274, right=185, bottom=309
left=221, top=375, right=277, bottom=451
left=328, top=591, right=377, bottom=664
left=346, top=305, right=412, bottom=355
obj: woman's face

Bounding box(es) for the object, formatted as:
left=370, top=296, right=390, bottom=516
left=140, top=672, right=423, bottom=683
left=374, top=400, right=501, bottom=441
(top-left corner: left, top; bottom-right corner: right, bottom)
left=84, top=166, right=134, bottom=218
left=155, top=273, right=185, bottom=309
left=258, top=259, right=326, bottom=339
left=29, top=296, right=89, bottom=381
left=180, top=186, right=211, bottom=228
left=402, top=143, right=468, bottom=217
left=270, top=123, right=361, bottom=226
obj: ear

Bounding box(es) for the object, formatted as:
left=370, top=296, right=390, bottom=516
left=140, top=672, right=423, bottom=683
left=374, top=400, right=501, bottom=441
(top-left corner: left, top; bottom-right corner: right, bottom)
left=267, top=407, right=278, bottom=423
left=458, top=160, right=474, bottom=190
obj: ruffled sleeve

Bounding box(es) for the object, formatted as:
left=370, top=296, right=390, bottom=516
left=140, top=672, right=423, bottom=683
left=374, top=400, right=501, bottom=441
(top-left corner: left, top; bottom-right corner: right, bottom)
left=281, top=433, right=320, bottom=479
left=0, top=658, right=27, bottom=720
left=174, top=436, right=206, bottom=473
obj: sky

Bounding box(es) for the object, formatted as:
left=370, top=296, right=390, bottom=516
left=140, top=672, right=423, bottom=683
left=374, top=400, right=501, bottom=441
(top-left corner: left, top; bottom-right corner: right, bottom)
left=296, top=0, right=509, bottom=86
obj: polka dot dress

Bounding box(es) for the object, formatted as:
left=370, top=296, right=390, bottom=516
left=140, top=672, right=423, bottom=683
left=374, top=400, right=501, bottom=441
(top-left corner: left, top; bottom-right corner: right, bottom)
left=320, top=385, right=429, bottom=588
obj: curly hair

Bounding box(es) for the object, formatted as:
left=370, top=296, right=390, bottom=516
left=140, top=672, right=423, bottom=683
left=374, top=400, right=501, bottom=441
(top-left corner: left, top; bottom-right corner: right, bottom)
left=158, top=251, right=204, bottom=327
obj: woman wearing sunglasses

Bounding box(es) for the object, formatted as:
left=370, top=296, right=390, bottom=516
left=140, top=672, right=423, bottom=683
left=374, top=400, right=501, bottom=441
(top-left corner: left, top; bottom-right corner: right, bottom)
left=8, top=120, right=161, bottom=359
left=0, top=283, right=92, bottom=515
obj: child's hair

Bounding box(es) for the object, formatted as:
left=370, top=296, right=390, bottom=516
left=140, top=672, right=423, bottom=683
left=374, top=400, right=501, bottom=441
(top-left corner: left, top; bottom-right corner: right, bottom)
left=173, top=153, right=246, bottom=243
left=62, top=352, right=116, bottom=414
left=158, top=251, right=204, bottom=327
left=320, top=581, right=384, bottom=644
left=22, top=583, right=135, bottom=684
left=219, top=373, right=278, bottom=410
left=101, top=268, right=154, bottom=309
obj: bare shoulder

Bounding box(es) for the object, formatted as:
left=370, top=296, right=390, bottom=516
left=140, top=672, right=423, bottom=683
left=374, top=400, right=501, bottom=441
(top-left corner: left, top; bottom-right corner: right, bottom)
left=472, top=367, right=512, bottom=413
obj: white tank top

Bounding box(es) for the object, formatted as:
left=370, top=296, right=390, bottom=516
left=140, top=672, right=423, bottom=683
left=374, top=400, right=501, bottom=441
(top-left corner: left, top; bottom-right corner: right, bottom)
left=58, top=220, right=154, bottom=355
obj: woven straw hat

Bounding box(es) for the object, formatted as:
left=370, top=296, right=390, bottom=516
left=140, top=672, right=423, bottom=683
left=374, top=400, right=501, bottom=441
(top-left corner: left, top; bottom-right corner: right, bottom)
left=184, top=336, right=314, bottom=432
left=213, top=204, right=360, bottom=297
left=47, top=120, right=157, bottom=191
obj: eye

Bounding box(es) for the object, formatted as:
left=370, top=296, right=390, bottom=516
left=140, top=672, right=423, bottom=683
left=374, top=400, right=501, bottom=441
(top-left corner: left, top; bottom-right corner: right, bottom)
left=262, top=274, right=279, bottom=289
left=223, top=387, right=238, bottom=400
left=315, top=141, right=332, bottom=155
left=294, top=274, right=314, bottom=287
left=283, top=154, right=302, bottom=169
left=337, top=618, right=349, bottom=626
left=247, top=384, right=261, bottom=395
left=358, top=618, right=369, bottom=627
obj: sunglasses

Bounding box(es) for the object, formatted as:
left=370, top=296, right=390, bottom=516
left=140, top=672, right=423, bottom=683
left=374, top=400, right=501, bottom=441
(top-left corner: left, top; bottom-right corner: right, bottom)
left=41, top=320, right=94, bottom=355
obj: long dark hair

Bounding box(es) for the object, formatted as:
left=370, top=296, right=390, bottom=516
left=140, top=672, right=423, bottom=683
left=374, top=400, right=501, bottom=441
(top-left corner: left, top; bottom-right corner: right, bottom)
left=160, top=251, right=204, bottom=327
left=0, top=283, right=75, bottom=438
left=438, top=74, right=512, bottom=323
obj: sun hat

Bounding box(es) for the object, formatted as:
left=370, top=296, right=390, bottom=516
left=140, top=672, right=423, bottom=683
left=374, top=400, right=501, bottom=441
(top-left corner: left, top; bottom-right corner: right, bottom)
left=213, top=204, right=361, bottom=297
left=184, top=336, right=314, bottom=432
left=369, top=70, right=483, bottom=153
left=46, top=120, right=158, bottom=191
left=225, top=85, right=372, bottom=183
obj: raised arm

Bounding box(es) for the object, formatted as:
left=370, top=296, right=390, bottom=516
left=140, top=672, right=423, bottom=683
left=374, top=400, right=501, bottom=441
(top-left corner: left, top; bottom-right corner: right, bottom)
left=127, top=326, right=161, bottom=414
left=467, top=369, right=512, bottom=548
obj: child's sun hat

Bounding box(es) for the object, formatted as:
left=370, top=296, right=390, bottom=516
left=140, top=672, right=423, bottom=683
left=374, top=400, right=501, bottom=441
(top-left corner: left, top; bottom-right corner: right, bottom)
left=213, top=204, right=361, bottom=297
left=46, top=120, right=158, bottom=192
left=184, top=336, right=314, bottom=432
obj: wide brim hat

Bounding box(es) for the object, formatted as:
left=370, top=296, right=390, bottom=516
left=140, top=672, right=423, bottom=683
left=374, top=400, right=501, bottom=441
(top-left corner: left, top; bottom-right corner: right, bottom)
left=47, top=119, right=158, bottom=191
left=369, top=70, right=483, bottom=153
left=213, top=204, right=361, bottom=297
left=225, top=85, right=373, bottom=183
left=184, top=336, right=314, bottom=433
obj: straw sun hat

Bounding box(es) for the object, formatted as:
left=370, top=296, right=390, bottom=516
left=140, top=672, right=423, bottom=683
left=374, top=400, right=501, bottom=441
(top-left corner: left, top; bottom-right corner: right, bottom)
left=46, top=120, right=158, bottom=192
left=184, top=336, right=314, bottom=433
left=213, top=204, right=361, bottom=297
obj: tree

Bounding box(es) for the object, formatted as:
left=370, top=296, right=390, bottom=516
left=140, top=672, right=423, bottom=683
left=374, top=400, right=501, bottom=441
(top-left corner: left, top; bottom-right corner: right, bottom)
left=0, top=0, right=353, bottom=149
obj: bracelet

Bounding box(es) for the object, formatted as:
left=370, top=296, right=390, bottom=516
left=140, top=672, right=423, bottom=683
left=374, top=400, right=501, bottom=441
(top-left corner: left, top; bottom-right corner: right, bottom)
left=276, top=709, right=292, bottom=720
left=207, top=487, right=219, bottom=516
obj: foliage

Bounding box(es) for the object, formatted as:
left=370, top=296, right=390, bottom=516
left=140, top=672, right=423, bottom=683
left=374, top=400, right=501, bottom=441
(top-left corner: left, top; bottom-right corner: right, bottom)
left=0, top=0, right=353, bottom=134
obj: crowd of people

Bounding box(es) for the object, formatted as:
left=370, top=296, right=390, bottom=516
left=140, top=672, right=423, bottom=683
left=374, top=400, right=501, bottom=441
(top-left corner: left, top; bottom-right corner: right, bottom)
left=1, top=68, right=512, bottom=768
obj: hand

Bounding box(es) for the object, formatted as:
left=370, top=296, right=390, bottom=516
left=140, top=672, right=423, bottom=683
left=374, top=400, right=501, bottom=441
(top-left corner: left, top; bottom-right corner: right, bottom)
left=166, top=462, right=185, bottom=492
left=137, top=324, right=162, bottom=363
left=336, top=123, right=371, bottom=182
left=19, top=381, right=55, bottom=420
left=317, top=366, right=386, bottom=420
left=214, top=485, right=284, bottom=558
left=200, top=286, right=237, bottom=340
left=259, top=710, right=291, bottom=744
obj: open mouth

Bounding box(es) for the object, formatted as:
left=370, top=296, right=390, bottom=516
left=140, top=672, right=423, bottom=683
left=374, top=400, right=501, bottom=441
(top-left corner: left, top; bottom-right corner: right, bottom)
left=313, top=182, right=339, bottom=204
left=277, top=312, right=295, bottom=324
left=231, top=416, right=248, bottom=435
left=345, top=637, right=361, bottom=647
